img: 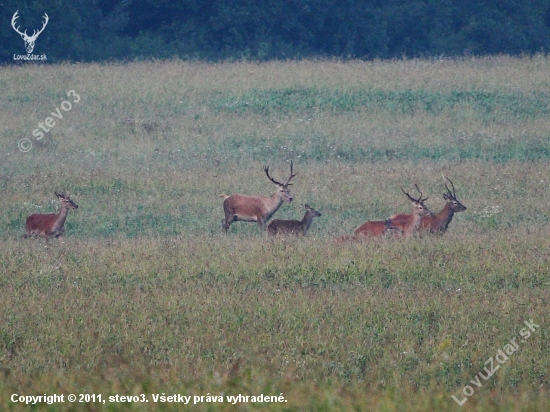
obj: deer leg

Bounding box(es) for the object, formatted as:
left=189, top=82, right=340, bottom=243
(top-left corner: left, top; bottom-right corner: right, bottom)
left=257, top=218, right=267, bottom=230
left=223, top=215, right=235, bottom=233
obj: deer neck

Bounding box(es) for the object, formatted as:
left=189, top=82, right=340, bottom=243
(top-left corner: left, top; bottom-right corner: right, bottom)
left=433, top=203, right=454, bottom=231
left=52, top=206, right=70, bottom=232
left=405, top=209, right=424, bottom=236
left=301, top=211, right=314, bottom=234
left=264, top=192, right=285, bottom=220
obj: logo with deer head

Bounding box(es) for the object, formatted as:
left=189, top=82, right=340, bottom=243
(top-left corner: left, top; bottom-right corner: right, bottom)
left=11, top=11, right=49, bottom=54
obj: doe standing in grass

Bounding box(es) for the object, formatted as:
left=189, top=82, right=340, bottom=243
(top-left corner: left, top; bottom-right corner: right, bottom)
left=221, top=162, right=297, bottom=233
left=267, top=204, right=321, bottom=236
left=23, top=192, right=78, bottom=240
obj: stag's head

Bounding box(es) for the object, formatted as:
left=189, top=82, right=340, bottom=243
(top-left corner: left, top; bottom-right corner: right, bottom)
left=55, top=192, right=79, bottom=210
left=11, top=11, right=49, bottom=54
left=264, top=161, right=297, bottom=203
left=401, top=184, right=432, bottom=217
left=443, top=176, right=467, bottom=212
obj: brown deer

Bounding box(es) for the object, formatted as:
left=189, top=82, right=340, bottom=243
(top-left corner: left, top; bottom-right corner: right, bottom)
left=354, top=185, right=431, bottom=238
left=389, top=177, right=466, bottom=234
left=347, top=219, right=401, bottom=239
left=335, top=219, right=401, bottom=242
left=23, top=192, right=78, bottom=239
left=267, top=204, right=321, bottom=236
left=222, top=162, right=297, bottom=233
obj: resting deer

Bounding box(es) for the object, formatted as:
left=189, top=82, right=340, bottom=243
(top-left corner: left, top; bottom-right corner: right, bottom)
left=355, top=185, right=431, bottom=238
left=222, top=162, right=297, bottom=232
left=23, top=192, right=78, bottom=240
left=389, top=177, right=466, bottom=234
left=267, top=204, right=321, bottom=236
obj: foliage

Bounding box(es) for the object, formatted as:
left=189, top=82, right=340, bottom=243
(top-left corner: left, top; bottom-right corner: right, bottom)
left=2, top=0, right=550, bottom=62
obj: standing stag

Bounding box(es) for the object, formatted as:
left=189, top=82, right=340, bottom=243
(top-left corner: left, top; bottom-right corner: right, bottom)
left=23, top=192, right=78, bottom=240
left=268, top=204, right=321, bottom=236
left=222, top=162, right=297, bottom=233
left=354, top=185, right=431, bottom=238
left=389, top=177, right=466, bottom=234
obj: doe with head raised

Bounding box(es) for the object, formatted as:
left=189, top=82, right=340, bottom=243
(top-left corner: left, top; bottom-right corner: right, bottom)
left=268, top=204, right=321, bottom=237
left=23, top=192, right=78, bottom=240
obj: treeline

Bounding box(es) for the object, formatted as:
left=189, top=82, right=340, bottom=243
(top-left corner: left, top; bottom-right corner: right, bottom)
left=2, top=0, right=550, bottom=62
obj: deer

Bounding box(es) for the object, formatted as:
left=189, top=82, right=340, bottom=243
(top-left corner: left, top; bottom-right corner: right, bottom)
left=11, top=11, right=49, bottom=54
left=267, top=204, right=321, bottom=237
left=389, top=177, right=466, bottom=234
left=23, top=192, right=78, bottom=240
left=335, top=219, right=401, bottom=242
left=348, top=218, right=402, bottom=239
left=354, top=185, right=432, bottom=238
left=221, top=162, right=297, bottom=233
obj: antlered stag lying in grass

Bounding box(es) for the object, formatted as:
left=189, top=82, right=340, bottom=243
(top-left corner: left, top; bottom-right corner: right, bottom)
left=267, top=204, right=321, bottom=236
left=222, top=162, right=297, bottom=233
left=354, top=185, right=431, bottom=238
left=389, top=177, right=466, bottom=234
left=23, top=192, right=78, bottom=240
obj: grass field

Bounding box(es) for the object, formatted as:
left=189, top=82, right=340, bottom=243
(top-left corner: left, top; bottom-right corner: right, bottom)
left=1, top=56, right=549, bottom=411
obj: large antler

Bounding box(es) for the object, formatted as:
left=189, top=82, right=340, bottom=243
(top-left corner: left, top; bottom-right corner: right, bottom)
left=402, top=184, right=428, bottom=203
left=414, top=183, right=429, bottom=202
left=264, top=161, right=297, bottom=186
left=264, top=166, right=284, bottom=186
left=443, top=175, right=456, bottom=198
left=286, top=161, right=297, bottom=185
left=401, top=187, right=416, bottom=202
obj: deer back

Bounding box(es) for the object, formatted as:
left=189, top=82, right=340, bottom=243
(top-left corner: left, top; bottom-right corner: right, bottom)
left=355, top=220, right=389, bottom=237
left=267, top=219, right=302, bottom=236
left=224, top=193, right=283, bottom=221
left=26, top=213, right=58, bottom=236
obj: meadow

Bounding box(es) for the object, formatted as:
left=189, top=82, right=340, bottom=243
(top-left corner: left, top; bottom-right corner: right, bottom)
left=0, top=56, right=549, bottom=411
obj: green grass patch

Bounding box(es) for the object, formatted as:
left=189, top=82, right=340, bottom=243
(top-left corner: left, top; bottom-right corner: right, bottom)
left=212, top=87, right=550, bottom=120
